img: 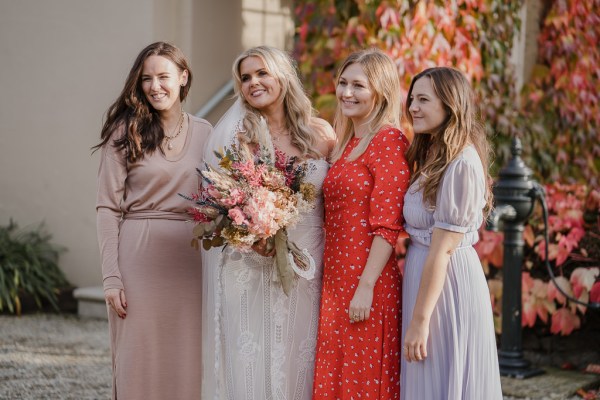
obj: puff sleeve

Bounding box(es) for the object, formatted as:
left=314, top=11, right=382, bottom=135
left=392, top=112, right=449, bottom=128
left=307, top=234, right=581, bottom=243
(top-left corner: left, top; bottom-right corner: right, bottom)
left=433, top=156, right=485, bottom=233
left=367, top=128, right=411, bottom=246
left=96, top=138, right=127, bottom=292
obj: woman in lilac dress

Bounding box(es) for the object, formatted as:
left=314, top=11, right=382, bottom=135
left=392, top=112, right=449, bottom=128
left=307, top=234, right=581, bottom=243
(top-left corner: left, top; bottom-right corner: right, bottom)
left=400, top=67, right=502, bottom=399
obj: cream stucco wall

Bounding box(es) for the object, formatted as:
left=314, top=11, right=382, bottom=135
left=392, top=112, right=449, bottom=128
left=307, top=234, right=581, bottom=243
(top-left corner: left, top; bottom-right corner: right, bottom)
left=0, top=0, right=293, bottom=287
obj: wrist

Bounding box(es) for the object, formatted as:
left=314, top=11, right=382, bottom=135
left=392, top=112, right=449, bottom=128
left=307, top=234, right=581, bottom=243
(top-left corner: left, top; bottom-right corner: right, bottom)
left=411, top=313, right=430, bottom=325
left=358, top=277, right=375, bottom=290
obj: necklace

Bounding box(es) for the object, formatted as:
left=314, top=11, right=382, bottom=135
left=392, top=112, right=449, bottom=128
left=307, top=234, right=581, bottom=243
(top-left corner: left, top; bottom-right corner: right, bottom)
left=164, top=111, right=184, bottom=150
left=269, top=125, right=290, bottom=142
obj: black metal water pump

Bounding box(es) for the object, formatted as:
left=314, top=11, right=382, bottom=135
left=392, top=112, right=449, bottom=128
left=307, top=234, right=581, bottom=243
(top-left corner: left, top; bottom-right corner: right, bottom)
left=487, top=138, right=544, bottom=378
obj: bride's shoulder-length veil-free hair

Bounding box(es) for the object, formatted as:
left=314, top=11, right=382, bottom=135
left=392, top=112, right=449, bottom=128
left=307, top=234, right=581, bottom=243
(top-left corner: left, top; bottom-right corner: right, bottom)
left=200, top=97, right=245, bottom=399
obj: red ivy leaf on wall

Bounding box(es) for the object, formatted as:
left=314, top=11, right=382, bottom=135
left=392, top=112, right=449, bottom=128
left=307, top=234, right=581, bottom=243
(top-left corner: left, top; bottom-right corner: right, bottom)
left=550, top=307, right=581, bottom=336
left=590, top=282, right=600, bottom=303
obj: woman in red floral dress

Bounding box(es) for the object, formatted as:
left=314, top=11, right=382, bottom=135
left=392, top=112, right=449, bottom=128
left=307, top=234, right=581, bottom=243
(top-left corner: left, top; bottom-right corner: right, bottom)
left=313, top=49, right=410, bottom=399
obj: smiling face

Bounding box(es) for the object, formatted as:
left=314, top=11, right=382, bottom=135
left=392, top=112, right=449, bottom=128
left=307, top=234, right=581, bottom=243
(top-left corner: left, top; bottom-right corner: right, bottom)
left=141, top=55, right=188, bottom=114
left=238, top=56, right=282, bottom=112
left=408, top=76, right=448, bottom=135
left=336, top=63, right=376, bottom=129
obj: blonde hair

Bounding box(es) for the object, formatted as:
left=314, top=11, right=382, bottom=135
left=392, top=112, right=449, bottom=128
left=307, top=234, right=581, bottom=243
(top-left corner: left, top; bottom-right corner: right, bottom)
left=232, top=46, right=321, bottom=159
left=331, top=48, right=402, bottom=162
left=405, top=67, right=493, bottom=214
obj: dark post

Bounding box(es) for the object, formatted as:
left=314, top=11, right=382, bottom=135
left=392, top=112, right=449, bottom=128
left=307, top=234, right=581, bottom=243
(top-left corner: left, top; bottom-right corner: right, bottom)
left=487, top=138, right=544, bottom=379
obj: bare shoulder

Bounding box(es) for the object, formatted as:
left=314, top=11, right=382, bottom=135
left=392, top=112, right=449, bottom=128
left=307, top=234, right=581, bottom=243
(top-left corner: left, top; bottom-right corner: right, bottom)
left=309, top=117, right=336, bottom=159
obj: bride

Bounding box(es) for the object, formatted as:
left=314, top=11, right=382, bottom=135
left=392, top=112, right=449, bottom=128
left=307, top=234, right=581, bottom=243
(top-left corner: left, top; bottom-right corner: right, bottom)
left=201, top=46, right=335, bottom=400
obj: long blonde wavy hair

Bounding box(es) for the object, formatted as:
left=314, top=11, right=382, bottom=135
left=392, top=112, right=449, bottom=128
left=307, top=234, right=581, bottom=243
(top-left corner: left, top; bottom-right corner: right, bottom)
left=405, top=67, right=493, bottom=215
left=330, top=48, right=402, bottom=162
left=232, top=46, right=321, bottom=159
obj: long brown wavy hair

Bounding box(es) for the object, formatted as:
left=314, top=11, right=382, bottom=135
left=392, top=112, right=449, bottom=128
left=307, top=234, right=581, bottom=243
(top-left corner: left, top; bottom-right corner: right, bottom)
left=330, top=48, right=402, bottom=162
left=232, top=46, right=322, bottom=159
left=405, top=67, right=493, bottom=215
left=93, top=42, right=192, bottom=162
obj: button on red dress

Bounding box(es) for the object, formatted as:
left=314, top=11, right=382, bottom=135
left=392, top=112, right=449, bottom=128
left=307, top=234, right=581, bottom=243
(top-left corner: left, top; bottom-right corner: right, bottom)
left=313, top=127, right=410, bottom=399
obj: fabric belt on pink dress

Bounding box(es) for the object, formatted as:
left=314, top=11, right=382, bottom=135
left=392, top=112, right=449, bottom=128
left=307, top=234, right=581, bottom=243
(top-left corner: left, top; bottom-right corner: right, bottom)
left=123, top=211, right=189, bottom=221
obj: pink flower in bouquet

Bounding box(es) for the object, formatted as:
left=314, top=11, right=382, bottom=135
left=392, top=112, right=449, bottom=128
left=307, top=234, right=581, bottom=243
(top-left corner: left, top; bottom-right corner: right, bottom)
left=228, top=207, right=249, bottom=226
left=234, top=160, right=265, bottom=187
left=245, top=187, right=281, bottom=237
left=221, top=188, right=246, bottom=207
left=207, top=185, right=222, bottom=200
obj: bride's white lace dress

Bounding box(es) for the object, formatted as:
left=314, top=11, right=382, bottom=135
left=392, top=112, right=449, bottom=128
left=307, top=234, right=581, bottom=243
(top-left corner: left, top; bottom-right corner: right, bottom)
left=211, top=158, right=328, bottom=400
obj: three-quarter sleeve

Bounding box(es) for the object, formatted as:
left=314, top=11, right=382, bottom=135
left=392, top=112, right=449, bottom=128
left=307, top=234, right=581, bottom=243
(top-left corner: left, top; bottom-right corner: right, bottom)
left=367, top=128, right=411, bottom=246
left=96, top=139, right=127, bottom=292
left=433, top=156, right=485, bottom=233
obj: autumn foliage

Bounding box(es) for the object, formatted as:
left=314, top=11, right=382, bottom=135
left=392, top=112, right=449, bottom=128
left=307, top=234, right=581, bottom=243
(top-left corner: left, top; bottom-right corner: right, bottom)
left=478, top=183, right=600, bottom=336
left=293, top=0, right=600, bottom=336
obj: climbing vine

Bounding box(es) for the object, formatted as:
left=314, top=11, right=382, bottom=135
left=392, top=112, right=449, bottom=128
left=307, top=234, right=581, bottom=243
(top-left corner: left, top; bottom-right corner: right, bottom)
left=293, top=0, right=600, bottom=337
left=293, top=0, right=522, bottom=167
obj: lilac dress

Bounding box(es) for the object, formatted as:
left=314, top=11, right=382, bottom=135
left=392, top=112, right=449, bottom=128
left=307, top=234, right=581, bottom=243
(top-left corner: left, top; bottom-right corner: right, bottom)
left=400, top=146, right=502, bottom=399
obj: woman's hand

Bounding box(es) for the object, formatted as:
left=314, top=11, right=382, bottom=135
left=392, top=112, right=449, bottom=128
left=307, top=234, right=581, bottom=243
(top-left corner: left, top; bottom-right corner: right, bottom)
left=348, top=283, right=374, bottom=323
left=251, top=238, right=276, bottom=257
left=403, top=318, right=429, bottom=362
left=105, top=288, right=127, bottom=319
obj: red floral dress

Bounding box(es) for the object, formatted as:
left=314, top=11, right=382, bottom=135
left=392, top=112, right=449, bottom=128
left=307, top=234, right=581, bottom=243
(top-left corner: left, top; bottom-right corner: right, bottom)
left=313, top=127, right=410, bottom=399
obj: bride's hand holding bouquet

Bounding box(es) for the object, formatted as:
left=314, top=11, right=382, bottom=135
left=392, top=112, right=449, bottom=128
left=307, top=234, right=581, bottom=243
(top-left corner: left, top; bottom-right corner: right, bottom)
left=184, top=119, right=317, bottom=295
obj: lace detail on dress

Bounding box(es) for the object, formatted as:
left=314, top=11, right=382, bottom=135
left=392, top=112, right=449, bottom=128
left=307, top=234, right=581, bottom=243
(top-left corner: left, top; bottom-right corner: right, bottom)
left=214, top=159, right=329, bottom=400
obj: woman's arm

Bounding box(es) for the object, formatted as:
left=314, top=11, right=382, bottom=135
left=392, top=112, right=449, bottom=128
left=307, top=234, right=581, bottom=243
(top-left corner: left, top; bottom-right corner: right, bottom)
left=348, top=128, right=410, bottom=323
left=96, top=140, right=128, bottom=319
left=348, top=235, right=393, bottom=322
left=403, top=227, right=464, bottom=362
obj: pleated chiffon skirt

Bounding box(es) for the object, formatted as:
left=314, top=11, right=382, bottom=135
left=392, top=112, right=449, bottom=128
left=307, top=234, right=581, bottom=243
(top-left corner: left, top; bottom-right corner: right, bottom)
left=400, top=242, right=502, bottom=400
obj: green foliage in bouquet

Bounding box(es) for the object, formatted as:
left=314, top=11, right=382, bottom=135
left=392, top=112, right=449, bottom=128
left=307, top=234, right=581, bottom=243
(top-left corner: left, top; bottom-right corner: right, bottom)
left=0, top=219, right=69, bottom=315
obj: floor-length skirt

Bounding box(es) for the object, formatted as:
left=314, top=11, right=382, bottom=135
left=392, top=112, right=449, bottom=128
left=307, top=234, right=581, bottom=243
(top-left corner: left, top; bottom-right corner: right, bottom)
left=109, top=218, right=202, bottom=400
left=213, top=222, right=324, bottom=400
left=400, top=242, right=502, bottom=400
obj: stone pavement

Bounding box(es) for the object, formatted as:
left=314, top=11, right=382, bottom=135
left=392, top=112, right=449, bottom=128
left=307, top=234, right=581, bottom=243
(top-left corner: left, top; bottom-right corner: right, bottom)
left=0, top=314, right=111, bottom=399
left=0, top=314, right=598, bottom=399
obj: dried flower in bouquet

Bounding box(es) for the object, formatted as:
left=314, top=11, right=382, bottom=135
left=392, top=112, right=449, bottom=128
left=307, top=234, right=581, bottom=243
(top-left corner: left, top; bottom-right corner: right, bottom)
left=182, top=119, right=318, bottom=295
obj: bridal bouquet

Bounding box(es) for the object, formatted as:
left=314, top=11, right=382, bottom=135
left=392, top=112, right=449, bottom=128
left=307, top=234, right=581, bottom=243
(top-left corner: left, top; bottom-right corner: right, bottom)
left=184, top=126, right=317, bottom=295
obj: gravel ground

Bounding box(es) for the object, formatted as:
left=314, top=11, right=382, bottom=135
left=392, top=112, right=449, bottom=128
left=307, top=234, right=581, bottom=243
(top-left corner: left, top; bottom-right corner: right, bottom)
left=0, top=314, right=111, bottom=400
left=0, top=314, right=597, bottom=400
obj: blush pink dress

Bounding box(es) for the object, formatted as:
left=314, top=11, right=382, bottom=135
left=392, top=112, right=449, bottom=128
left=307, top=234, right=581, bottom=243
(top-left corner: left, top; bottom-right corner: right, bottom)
left=96, top=114, right=211, bottom=400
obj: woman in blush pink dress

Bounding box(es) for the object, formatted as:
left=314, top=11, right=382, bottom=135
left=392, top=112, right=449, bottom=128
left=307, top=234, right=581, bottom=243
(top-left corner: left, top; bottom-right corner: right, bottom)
left=94, top=42, right=211, bottom=400
left=313, top=48, right=410, bottom=399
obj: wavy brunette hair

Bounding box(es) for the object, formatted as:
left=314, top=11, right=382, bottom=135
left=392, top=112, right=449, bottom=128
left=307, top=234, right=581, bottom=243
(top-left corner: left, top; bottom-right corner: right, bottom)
left=330, top=48, right=402, bottom=162
left=232, top=46, right=322, bottom=159
left=93, top=42, right=192, bottom=162
left=405, top=67, right=493, bottom=214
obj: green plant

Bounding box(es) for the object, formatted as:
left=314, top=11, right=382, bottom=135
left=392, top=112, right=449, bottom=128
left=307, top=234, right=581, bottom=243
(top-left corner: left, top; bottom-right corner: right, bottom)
left=0, top=219, right=69, bottom=315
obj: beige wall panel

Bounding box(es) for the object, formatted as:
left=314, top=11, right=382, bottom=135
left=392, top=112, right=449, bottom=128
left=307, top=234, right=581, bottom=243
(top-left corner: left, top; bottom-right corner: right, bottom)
left=189, top=0, right=244, bottom=119
left=241, top=0, right=294, bottom=50
left=0, top=0, right=154, bottom=287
